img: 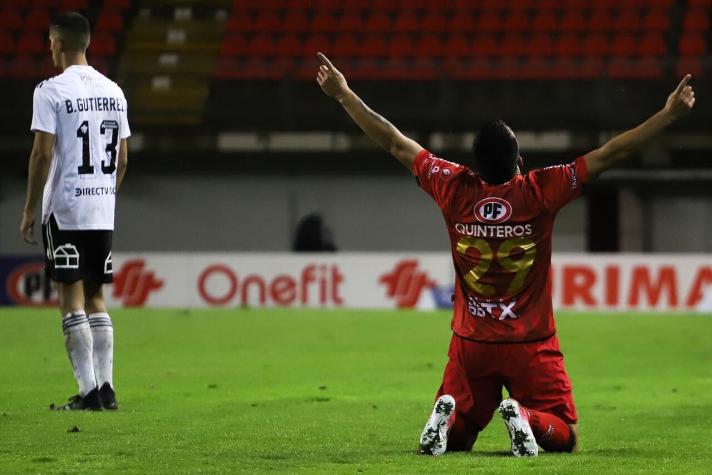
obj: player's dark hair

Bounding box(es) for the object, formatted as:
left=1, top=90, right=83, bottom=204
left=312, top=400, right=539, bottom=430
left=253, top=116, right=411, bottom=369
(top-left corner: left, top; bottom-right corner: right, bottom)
left=471, top=120, right=520, bottom=184
left=50, top=12, right=90, bottom=52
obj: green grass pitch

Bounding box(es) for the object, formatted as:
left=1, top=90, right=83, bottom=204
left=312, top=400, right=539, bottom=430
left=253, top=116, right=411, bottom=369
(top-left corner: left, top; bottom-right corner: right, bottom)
left=1, top=308, right=711, bottom=474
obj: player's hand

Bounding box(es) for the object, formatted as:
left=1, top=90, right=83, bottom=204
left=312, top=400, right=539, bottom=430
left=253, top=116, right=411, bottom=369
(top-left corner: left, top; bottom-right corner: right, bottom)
left=316, top=52, right=350, bottom=101
left=20, top=209, right=38, bottom=245
left=664, top=74, right=696, bottom=120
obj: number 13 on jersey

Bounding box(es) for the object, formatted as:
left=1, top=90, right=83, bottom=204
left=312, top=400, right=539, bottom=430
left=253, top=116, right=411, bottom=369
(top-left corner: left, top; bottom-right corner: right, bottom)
left=76, top=119, right=119, bottom=175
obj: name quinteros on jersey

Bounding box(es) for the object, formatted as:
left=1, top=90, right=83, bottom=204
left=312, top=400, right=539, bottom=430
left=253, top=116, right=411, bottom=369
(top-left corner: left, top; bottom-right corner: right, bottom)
left=455, top=197, right=534, bottom=321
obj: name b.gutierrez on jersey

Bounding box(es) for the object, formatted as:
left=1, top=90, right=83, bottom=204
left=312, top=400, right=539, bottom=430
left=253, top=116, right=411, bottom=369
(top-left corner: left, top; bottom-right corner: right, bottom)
left=64, top=96, right=127, bottom=114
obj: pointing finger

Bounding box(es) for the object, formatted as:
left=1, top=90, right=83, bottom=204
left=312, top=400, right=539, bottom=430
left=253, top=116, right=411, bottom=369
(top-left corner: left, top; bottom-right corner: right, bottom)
left=317, top=52, right=335, bottom=70
left=674, top=74, right=691, bottom=94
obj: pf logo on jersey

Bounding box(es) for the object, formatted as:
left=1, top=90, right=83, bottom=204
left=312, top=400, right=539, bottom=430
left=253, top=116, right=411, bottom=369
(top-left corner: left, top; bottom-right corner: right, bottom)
left=474, top=197, right=512, bottom=224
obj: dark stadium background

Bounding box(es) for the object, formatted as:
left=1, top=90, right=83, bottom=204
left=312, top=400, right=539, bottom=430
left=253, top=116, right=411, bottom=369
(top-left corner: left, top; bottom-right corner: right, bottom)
left=0, top=0, right=710, bottom=256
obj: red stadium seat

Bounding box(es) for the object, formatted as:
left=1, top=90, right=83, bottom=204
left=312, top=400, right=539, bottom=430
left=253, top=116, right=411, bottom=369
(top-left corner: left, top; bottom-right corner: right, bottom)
left=91, top=34, right=117, bottom=55
left=676, top=57, right=704, bottom=78
left=643, top=9, right=671, bottom=31
left=273, top=34, right=302, bottom=57
left=29, top=0, right=59, bottom=7
left=0, top=31, right=14, bottom=54
left=39, top=56, right=58, bottom=77
left=578, top=58, right=605, bottom=79
left=253, top=11, right=280, bottom=32
left=310, top=11, right=337, bottom=33
left=472, top=34, right=499, bottom=58
left=588, top=9, right=614, bottom=32
left=245, top=58, right=292, bottom=81
left=421, top=11, right=448, bottom=32
left=608, top=57, right=661, bottom=79
left=331, top=34, right=360, bottom=57
left=96, top=10, right=125, bottom=32
left=349, top=58, right=382, bottom=80
left=443, top=34, right=471, bottom=58
left=24, top=8, right=53, bottom=31
left=416, top=34, right=444, bottom=58
left=0, top=9, right=23, bottom=30
left=360, top=34, right=388, bottom=57
left=584, top=34, right=609, bottom=57
left=400, top=0, right=429, bottom=9
left=344, top=0, right=370, bottom=9
left=560, top=10, right=586, bottom=32
left=381, top=58, right=410, bottom=80
left=499, top=34, right=527, bottom=57
left=531, top=10, right=557, bottom=32
left=614, top=9, right=641, bottom=31
left=388, top=34, right=415, bottom=57
left=450, top=9, right=477, bottom=33
left=338, top=10, right=364, bottom=32
left=302, top=34, right=331, bottom=56
left=16, top=32, right=45, bottom=55
left=365, top=11, right=391, bottom=32
left=554, top=33, right=584, bottom=57
left=610, top=33, right=638, bottom=57
left=104, top=0, right=131, bottom=9
left=215, top=57, right=239, bottom=79
left=477, top=11, right=502, bottom=33
left=503, top=9, right=529, bottom=32
left=227, top=11, right=252, bottom=32
left=7, top=56, right=39, bottom=79
left=678, top=32, right=707, bottom=56
left=639, top=32, right=666, bottom=57
left=247, top=34, right=275, bottom=56
left=221, top=35, right=248, bottom=57
left=520, top=58, right=555, bottom=80
left=282, top=10, right=308, bottom=32
left=683, top=9, right=710, bottom=31
left=688, top=0, right=712, bottom=6
left=286, top=0, right=311, bottom=9
left=393, top=11, right=420, bottom=32
left=409, top=58, right=437, bottom=80
left=61, top=0, right=89, bottom=10
left=528, top=33, right=553, bottom=57
left=549, top=58, right=579, bottom=80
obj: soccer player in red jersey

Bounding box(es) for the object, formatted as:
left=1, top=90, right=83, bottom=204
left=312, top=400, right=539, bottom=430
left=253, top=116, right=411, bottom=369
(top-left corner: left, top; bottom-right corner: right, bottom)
left=316, top=53, right=695, bottom=456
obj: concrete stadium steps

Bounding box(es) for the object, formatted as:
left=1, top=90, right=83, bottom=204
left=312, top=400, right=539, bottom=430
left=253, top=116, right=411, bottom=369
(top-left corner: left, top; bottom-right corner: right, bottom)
left=117, top=1, right=228, bottom=125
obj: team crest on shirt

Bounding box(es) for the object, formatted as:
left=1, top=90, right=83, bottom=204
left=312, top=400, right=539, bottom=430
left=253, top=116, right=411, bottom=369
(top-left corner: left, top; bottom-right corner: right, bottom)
left=474, top=197, right=512, bottom=224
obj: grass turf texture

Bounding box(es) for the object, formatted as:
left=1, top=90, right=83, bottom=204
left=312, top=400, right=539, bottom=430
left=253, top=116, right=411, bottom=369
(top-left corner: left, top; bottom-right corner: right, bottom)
left=0, top=309, right=711, bottom=474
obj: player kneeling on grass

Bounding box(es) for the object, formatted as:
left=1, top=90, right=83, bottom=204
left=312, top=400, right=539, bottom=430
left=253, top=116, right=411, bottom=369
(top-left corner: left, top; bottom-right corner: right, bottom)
left=315, top=52, right=695, bottom=456
left=19, top=12, right=130, bottom=411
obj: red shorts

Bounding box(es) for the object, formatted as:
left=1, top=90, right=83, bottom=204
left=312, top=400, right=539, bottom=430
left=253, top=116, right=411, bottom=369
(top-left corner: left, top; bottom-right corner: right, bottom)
left=436, top=333, right=577, bottom=437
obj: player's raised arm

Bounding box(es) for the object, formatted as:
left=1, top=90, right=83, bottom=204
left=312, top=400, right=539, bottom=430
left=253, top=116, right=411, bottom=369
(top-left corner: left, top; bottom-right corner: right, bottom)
left=316, top=52, right=423, bottom=171
left=20, top=130, right=55, bottom=244
left=584, top=75, right=696, bottom=179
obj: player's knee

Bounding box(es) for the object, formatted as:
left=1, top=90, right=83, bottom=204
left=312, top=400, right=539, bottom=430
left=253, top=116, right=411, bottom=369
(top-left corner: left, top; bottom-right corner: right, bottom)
left=539, top=424, right=577, bottom=453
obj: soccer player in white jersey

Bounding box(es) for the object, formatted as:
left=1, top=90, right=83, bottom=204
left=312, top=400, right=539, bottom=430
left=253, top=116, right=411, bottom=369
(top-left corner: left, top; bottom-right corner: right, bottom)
left=19, top=12, right=130, bottom=410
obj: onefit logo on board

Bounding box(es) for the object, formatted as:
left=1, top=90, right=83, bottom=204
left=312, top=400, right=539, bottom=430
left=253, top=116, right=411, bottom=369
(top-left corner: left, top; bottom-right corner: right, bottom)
left=379, top=260, right=435, bottom=309
left=474, top=197, right=512, bottom=224
left=112, top=259, right=163, bottom=307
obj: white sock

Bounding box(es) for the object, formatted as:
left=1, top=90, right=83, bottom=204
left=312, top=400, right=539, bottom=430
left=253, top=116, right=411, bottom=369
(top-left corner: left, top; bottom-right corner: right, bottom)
left=88, top=312, right=114, bottom=389
left=62, top=311, right=97, bottom=396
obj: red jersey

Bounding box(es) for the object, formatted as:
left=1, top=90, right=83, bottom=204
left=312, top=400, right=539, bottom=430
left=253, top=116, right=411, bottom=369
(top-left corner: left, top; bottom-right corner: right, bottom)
left=412, top=149, right=589, bottom=343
